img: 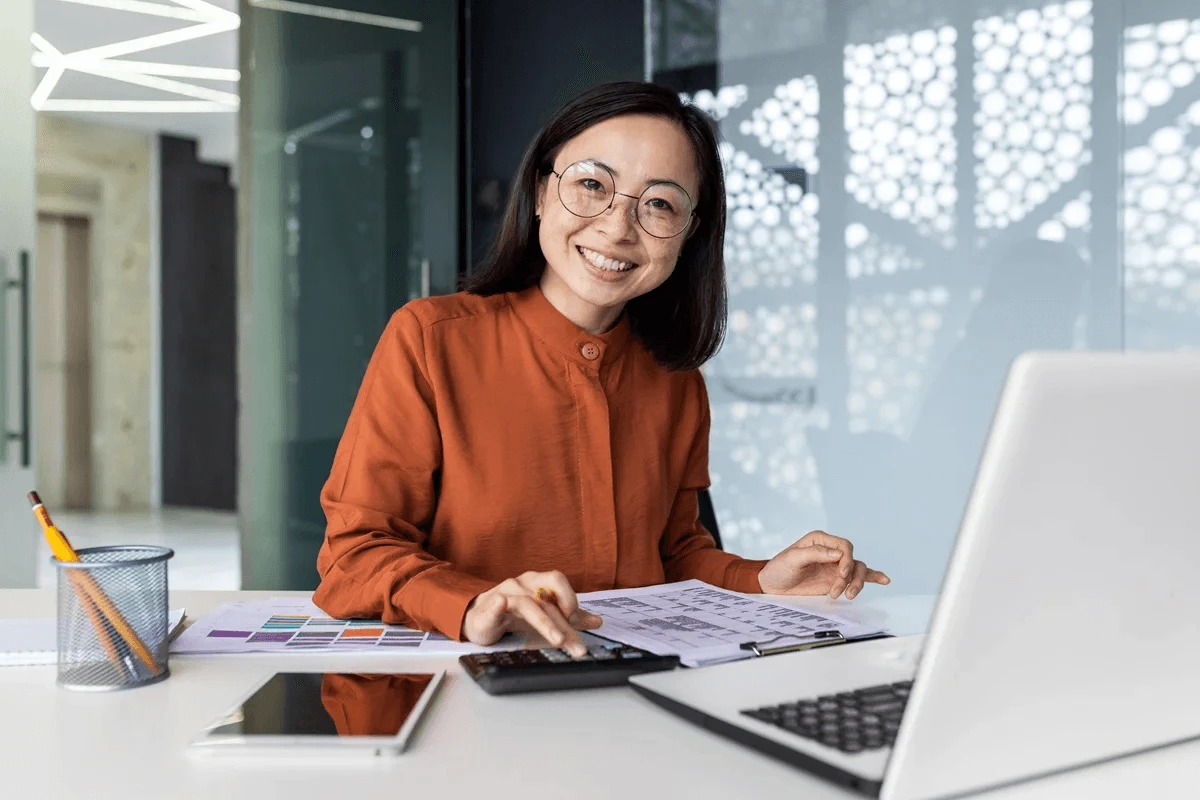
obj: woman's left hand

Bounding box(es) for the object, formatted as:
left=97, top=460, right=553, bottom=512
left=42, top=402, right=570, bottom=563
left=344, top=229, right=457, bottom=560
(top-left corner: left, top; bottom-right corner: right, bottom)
left=758, top=530, right=890, bottom=599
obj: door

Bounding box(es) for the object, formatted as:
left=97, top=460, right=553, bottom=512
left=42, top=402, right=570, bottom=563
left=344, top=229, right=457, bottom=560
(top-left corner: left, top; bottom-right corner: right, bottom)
left=160, top=138, right=237, bottom=511
left=35, top=213, right=92, bottom=511
left=0, top=0, right=39, bottom=588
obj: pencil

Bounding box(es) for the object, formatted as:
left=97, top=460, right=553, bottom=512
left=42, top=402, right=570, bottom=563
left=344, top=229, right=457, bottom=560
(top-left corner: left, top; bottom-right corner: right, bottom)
left=29, top=492, right=159, bottom=675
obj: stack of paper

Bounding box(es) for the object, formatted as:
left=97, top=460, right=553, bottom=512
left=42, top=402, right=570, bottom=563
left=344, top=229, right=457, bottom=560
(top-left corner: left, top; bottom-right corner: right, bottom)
left=0, top=609, right=187, bottom=667
left=578, top=580, right=887, bottom=667
left=170, top=597, right=514, bottom=655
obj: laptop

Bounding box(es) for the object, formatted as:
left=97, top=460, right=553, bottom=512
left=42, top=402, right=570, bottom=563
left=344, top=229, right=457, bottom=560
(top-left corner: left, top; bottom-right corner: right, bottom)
left=631, top=352, right=1200, bottom=799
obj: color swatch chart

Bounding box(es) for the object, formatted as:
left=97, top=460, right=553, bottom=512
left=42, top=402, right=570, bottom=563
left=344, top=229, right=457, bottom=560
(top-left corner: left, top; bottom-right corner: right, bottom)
left=170, top=597, right=503, bottom=655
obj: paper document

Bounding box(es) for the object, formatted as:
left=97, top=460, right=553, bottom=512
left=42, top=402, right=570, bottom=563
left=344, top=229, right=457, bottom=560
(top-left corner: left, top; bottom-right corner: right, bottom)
left=171, top=597, right=514, bottom=655
left=579, top=580, right=886, bottom=667
left=0, top=608, right=186, bottom=667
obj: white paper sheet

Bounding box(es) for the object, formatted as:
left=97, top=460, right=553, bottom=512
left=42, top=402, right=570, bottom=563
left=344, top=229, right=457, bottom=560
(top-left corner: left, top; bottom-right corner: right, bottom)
left=0, top=608, right=186, bottom=667
left=578, top=580, right=886, bottom=667
left=170, top=597, right=514, bottom=655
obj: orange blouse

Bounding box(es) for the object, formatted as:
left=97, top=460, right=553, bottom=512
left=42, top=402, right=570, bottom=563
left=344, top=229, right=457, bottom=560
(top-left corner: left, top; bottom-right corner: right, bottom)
left=313, top=284, right=767, bottom=639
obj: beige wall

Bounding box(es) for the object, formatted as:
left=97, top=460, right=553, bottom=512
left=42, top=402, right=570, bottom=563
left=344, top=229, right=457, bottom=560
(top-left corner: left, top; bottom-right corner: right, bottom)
left=36, top=115, right=152, bottom=510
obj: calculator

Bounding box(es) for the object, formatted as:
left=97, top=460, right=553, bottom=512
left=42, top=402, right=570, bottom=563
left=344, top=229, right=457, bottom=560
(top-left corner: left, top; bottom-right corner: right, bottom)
left=458, top=638, right=680, bottom=695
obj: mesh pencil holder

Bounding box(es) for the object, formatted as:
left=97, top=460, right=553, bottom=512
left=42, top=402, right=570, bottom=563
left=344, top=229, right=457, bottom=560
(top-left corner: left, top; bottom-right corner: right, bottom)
left=54, top=545, right=174, bottom=691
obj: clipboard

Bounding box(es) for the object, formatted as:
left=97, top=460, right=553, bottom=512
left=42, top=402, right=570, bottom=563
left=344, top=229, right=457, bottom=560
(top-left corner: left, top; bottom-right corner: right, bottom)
left=738, top=629, right=894, bottom=658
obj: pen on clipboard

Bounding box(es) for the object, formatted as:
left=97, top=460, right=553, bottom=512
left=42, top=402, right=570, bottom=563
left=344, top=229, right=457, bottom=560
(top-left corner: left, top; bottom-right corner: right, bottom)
left=739, top=630, right=846, bottom=657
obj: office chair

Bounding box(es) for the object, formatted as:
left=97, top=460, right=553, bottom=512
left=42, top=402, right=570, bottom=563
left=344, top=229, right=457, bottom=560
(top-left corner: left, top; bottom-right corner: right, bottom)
left=697, top=487, right=724, bottom=551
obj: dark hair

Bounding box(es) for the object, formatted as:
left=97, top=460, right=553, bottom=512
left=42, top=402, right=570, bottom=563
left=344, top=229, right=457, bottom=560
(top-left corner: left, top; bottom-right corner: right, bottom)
left=460, top=81, right=727, bottom=371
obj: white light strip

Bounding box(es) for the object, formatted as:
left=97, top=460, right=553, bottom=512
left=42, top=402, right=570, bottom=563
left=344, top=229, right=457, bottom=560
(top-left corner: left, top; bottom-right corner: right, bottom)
left=77, top=65, right=239, bottom=105
left=38, top=99, right=233, bottom=112
left=168, top=0, right=240, bottom=24
left=249, top=0, right=421, bottom=32
left=32, top=53, right=239, bottom=81
left=31, top=33, right=62, bottom=57
left=63, top=18, right=238, bottom=63
left=31, top=65, right=66, bottom=110
left=285, top=108, right=355, bottom=143
left=54, top=0, right=216, bottom=23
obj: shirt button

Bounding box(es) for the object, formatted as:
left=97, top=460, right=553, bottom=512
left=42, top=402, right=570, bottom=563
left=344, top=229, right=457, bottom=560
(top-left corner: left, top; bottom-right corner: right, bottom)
left=580, top=342, right=601, bottom=360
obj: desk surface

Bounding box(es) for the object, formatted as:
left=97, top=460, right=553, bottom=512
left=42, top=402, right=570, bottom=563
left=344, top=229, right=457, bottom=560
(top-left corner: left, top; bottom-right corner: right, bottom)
left=1, top=589, right=1195, bottom=799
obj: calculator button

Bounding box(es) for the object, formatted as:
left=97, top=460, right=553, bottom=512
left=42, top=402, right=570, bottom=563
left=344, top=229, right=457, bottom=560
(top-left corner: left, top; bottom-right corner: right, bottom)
left=620, top=651, right=643, bottom=658
left=587, top=647, right=616, bottom=660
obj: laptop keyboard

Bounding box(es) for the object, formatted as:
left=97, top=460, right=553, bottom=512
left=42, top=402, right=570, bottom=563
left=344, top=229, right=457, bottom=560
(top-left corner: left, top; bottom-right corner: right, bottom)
left=740, top=680, right=912, bottom=754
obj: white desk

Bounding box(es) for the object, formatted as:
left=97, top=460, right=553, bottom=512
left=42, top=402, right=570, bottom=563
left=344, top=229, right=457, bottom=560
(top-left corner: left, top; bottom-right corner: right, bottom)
left=1, top=589, right=1196, bottom=799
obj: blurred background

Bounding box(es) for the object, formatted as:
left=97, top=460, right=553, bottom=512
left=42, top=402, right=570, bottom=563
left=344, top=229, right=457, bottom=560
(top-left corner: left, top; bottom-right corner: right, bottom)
left=0, top=0, right=1196, bottom=595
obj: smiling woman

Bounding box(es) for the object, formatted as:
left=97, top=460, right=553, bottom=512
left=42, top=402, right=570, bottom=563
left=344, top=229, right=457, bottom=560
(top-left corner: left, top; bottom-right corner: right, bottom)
left=312, top=82, right=888, bottom=655
left=462, top=84, right=727, bottom=369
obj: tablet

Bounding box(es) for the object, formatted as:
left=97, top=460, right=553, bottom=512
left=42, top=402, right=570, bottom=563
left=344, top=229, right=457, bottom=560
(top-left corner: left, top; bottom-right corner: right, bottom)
left=188, top=670, right=445, bottom=757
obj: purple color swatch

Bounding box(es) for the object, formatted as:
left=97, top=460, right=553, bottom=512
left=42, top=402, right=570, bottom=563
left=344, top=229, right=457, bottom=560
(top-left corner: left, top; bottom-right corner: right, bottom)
left=208, top=630, right=252, bottom=638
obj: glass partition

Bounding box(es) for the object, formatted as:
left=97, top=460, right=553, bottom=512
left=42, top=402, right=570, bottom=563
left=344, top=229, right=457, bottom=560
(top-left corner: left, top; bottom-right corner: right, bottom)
left=0, top=0, right=38, bottom=588
left=651, top=0, right=1200, bottom=593
left=239, top=0, right=459, bottom=588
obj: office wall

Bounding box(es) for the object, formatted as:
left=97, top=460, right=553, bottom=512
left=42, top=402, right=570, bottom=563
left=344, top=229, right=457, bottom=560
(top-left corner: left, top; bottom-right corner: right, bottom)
left=36, top=115, right=153, bottom=511
left=160, top=135, right=237, bottom=511
left=467, top=0, right=646, bottom=267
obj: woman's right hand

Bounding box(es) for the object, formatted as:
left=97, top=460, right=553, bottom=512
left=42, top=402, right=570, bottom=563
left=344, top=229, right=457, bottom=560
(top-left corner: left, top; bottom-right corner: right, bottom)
left=462, top=571, right=603, bottom=658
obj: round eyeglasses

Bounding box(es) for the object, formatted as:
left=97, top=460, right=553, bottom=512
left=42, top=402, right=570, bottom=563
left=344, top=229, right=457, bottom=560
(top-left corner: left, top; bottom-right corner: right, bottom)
left=549, top=160, right=696, bottom=239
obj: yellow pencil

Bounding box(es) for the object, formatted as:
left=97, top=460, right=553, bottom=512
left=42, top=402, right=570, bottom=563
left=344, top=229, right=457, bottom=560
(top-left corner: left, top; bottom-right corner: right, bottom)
left=29, top=492, right=159, bottom=674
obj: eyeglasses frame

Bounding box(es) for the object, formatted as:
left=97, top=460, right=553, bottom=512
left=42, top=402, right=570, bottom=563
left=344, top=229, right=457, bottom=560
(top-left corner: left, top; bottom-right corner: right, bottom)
left=547, top=160, right=697, bottom=240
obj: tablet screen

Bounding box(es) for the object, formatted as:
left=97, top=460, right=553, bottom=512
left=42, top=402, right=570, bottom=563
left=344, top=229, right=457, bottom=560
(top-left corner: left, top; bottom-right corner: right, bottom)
left=201, top=672, right=436, bottom=738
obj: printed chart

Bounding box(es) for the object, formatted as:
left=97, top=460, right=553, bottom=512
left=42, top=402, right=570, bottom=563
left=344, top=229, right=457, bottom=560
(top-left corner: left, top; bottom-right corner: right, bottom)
left=171, top=598, right=504, bottom=655
left=579, top=580, right=884, bottom=666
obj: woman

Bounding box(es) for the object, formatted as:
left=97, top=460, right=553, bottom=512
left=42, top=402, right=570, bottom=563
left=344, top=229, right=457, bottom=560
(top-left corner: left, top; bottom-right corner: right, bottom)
left=313, top=81, right=888, bottom=658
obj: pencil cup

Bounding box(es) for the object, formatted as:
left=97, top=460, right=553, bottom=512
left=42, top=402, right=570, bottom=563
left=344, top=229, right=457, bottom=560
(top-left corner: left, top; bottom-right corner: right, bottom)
left=55, top=545, right=174, bottom=691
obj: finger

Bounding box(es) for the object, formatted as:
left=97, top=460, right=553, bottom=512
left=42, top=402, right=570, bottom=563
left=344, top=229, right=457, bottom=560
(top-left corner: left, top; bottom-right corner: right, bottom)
left=568, top=609, right=604, bottom=630
left=797, top=530, right=855, bottom=577
left=865, top=568, right=891, bottom=585
left=539, top=571, right=582, bottom=618
left=845, top=561, right=868, bottom=600
left=507, top=594, right=566, bottom=646
left=516, top=571, right=579, bottom=617
left=780, top=544, right=844, bottom=571
left=538, top=599, right=589, bottom=658
left=509, top=595, right=585, bottom=658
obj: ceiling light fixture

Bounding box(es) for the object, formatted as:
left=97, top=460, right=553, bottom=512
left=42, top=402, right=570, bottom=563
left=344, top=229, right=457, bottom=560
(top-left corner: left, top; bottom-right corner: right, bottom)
left=74, top=64, right=239, bottom=106
left=53, top=0, right=220, bottom=23
left=31, top=54, right=240, bottom=82
left=62, top=18, right=238, bottom=64
left=37, top=100, right=233, bottom=112
left=32, top=0, right=239, bottom=112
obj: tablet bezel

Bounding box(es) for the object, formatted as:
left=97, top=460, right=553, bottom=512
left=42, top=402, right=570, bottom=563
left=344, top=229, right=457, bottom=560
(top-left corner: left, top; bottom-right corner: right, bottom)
left=187, top=670, right=446, bottom=756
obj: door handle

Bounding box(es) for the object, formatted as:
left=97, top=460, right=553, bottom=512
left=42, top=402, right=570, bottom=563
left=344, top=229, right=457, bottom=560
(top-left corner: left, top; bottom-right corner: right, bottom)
left=4, top=250, right=31, bottom=468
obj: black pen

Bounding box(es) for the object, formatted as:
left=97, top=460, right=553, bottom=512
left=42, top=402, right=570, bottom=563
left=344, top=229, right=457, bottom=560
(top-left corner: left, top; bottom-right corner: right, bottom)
left=739, top=629, right=845, bottom=657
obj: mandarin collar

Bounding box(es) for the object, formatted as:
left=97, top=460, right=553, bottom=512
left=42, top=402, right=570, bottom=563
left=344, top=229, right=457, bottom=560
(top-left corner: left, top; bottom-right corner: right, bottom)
left=507, top=284, right=631, bottom=369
